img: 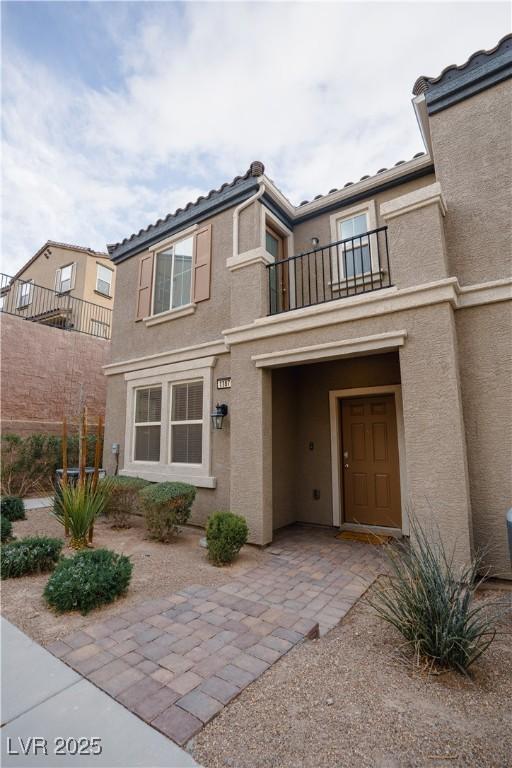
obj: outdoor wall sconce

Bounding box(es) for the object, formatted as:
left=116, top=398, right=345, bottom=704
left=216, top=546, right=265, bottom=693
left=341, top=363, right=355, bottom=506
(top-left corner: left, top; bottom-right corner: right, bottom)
left=311, top=236, right=320, bottom=247
left=211, top=403, right=228, bottom=430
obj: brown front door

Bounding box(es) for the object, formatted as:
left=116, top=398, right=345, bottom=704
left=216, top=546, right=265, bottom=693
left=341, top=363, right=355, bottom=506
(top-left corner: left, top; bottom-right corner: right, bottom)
left=341, top=394, right=401, bottom=528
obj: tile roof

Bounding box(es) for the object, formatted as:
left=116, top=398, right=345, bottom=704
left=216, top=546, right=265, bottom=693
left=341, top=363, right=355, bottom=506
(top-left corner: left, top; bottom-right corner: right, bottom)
left=413, top=33, right=512, bottom=95
left=109, top=152, right=432, bottom=260
left=12, top=240, right=110, bottom=282
left=296, top=152, right=427, bottom=207
left=107, top=161, right=264, bottom=254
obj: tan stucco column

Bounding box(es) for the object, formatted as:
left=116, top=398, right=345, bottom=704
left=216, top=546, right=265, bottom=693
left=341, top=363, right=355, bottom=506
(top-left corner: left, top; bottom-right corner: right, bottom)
left=229, top=343, right=273, bottom=545
left=381, top=182, right=449, bottom=289
left=399, top=303, right=473, bottom=567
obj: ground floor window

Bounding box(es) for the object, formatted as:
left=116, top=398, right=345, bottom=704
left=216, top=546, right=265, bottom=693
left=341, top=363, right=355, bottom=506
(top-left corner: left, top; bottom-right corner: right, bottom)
left=123, top=359, right=216, bottom=486
left=134, top=386, right=162, bottom=462
left=170, top=380, right=203, bottom=464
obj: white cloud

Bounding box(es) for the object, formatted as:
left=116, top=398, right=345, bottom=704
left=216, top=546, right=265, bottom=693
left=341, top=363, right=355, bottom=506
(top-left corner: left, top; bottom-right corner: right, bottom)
left=1, top=1, right=508, bottom=274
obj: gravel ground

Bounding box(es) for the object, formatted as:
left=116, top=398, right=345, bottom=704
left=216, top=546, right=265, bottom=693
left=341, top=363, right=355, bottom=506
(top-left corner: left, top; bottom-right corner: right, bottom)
left=192, top=583, right=512, bottom=768
left=1, top=508, right=264, bottom=646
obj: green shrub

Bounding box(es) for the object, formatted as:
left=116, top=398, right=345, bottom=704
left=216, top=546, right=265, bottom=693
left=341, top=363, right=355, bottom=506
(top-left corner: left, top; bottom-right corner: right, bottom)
left=0, top=496, right=25, bottom=521
left=103, top=476, right=150, bottom=528
left=1, top=432, right=98, bottom=496
left=1, top=515, right=13, bottom=542
left=139, top=482, right=196, bottom=542
left=44, top=548, right=133, bottom=614
left=206, top=511, right=249, bottom=565
left=367, top=517, right=501, bottom=673
left=1, top=537, right=63, bottom=579
left=53, top=478, right=114, bottom=549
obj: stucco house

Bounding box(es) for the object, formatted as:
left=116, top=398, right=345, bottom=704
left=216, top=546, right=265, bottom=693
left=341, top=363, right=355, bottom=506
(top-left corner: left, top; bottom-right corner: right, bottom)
left=103, top=35, right=512, bottom=577
left=1, top=241, right=115, bottom=338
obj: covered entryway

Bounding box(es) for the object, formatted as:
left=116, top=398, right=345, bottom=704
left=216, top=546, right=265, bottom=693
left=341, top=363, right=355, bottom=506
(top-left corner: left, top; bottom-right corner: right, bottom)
left=271, top=351, right=407, bottom=536
left=340, top=394, right=401, bottom=529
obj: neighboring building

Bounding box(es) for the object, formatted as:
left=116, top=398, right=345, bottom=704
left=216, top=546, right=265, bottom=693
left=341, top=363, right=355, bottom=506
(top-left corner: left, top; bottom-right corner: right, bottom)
left=103, top=35, right=512, bottom=577
left=0, top=241, right=115, bottom=436
left=1, top=241, right=116, bottom=338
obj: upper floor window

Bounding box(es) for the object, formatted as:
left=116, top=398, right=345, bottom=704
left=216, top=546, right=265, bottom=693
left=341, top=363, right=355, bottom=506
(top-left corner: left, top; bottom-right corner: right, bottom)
left=96, top=264, right=113, bottom=296
left=337, top=212, right=371, bottom=278
left=153, top=236, right=193, bottom=315
left=134, top=386, right=162, bottom=462
left=55, top=263, right=76, bottom=294
left=17, top=280, right=33, bottom=308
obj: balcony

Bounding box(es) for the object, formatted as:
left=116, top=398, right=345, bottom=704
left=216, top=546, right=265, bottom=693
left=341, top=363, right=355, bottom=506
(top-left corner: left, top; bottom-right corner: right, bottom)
left=267, top=226, right=392, bottom=315
left=0, top=273, right=112, bottom=339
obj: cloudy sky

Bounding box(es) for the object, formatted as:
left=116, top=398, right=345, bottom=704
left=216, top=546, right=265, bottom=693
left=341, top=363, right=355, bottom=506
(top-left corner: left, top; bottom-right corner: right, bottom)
left=1, top=1, right=509, bottom=274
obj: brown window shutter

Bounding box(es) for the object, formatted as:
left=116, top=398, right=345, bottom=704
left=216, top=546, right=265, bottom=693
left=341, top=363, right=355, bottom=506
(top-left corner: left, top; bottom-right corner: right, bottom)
left=135, top=253, right=154, bottom=320
left=192, top=225, right=212, bottom=303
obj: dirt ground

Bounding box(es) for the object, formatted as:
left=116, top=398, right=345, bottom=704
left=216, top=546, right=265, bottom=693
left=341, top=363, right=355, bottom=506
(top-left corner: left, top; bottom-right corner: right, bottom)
left=1, top=507, right=264, bottom=646
left=192, top=586, right=512, bottom=768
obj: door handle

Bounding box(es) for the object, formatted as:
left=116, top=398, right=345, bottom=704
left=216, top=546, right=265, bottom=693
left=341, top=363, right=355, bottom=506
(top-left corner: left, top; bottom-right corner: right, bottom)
left=344, top=463, right=349, bottom=469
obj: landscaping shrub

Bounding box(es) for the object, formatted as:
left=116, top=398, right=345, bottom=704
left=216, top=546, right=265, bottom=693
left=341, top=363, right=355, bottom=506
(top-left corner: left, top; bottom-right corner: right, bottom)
left=53, top=477, right=114, bottom=549
left=103, top=476, right=150, bottom=528
left=1, top=515, right=13, bottom=543
left=139, top=482, right=196, bottom=542
left=367, top=517, right=501, bottom=673
left=1, top=432, right=97, bottom=496
left=1, top=537, right=63, bottom=579
left=206, top=511, right=249, bottom=565
left=0, top=496, right=25, bottom=521
left=44, top=548, right=133, bottom=614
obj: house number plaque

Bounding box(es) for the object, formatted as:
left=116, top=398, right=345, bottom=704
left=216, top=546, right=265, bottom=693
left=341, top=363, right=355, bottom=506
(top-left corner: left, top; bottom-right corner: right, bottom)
left=217, top=377, right=232, bottom=390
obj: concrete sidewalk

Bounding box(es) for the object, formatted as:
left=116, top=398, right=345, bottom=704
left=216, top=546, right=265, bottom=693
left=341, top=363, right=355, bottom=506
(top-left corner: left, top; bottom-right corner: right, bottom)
left=1, top=619, right=198, bottom=767
left=22, top=497, right=53, bottom=510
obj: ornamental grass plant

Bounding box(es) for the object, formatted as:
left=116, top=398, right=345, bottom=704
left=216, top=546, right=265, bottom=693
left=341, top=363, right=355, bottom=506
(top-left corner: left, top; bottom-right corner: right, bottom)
left=52, top=478, right=114, bottom=549
left=368, top=517, right=501, bottom=673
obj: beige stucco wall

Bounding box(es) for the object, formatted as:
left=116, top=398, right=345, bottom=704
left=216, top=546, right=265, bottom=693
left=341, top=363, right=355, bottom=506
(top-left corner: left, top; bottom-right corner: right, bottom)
left=428, top=79, right=512, bottom=286
left=14, top=244, right=115, bottom=310
left=456, top=302, right=512, bottom=577
left=109, top=208, right=233, bottom=364
left=292, top=174, right=435, bottom=254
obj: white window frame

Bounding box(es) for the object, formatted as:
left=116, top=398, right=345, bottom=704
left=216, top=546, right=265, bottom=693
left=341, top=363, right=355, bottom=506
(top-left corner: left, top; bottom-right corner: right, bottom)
left=17, top=280, right=33, bottom=308
left=152, top=234, right=194, bottom=316
left=122, top=357, right=216, bottom=488
left=169, top=379, right=204, bottom=467
left=329, top=200, right=379, bottom=283
left=96, top=263, right=113, bottom=297
left=133, top=385, right=162, bottom=464
left=56, top=263, right=75, bottom=294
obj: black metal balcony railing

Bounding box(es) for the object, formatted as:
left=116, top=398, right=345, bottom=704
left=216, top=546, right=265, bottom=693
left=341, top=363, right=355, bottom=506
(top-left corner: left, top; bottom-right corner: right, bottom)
left=0, top=273, right=112, bottom=339
left=267, top=226, right=392, bottom=315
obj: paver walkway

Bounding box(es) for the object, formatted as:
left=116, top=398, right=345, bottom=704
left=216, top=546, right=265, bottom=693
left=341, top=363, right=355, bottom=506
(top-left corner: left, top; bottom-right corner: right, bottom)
left=47, top=526, right=385, bottom=747
left=1, top=618, right=197, bottom=767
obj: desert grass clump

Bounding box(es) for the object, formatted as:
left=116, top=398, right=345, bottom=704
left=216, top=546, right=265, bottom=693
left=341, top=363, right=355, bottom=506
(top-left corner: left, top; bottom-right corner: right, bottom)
left=368, top=518, right=500, bottom=673
left=53, top=478, right=114, bottom=549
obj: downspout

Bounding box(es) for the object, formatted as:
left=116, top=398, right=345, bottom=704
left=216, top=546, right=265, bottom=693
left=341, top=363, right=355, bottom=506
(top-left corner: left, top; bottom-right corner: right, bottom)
left=232, top=180, right=266, bottom=259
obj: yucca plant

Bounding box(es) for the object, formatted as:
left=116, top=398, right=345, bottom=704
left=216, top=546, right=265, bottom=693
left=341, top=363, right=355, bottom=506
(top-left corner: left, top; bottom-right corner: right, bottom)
left=53, top=478, right=114, bottom=549
left=368, top=517, right=502, bottom=673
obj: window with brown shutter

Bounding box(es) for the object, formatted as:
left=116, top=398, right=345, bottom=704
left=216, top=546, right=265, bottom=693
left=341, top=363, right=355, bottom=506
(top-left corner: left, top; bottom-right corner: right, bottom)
left=136, top=254, right=154, bottom=320
left=192, top=224, right=211, bottom=303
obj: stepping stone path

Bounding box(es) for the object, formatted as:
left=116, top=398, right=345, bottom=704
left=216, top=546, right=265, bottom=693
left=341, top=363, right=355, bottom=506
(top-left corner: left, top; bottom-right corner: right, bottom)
left=47, top=527, right=384, bottom=746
